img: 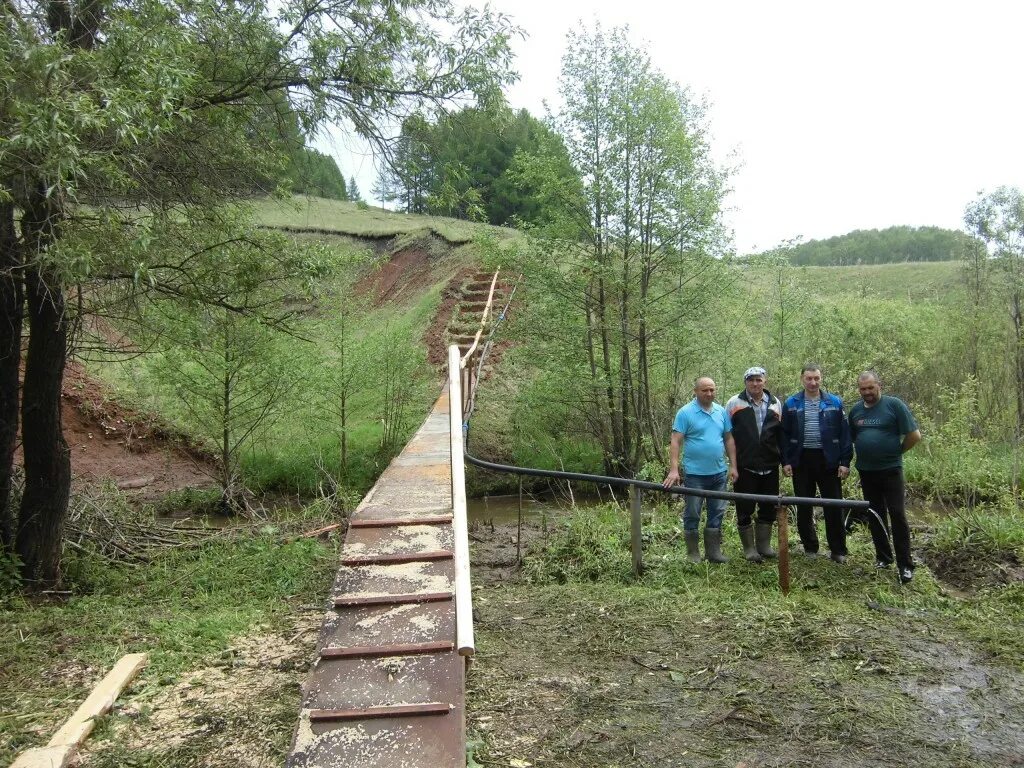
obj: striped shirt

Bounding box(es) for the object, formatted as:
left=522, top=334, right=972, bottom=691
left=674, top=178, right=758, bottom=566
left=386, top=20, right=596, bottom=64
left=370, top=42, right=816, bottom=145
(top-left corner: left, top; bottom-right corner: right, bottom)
left=803, top=396, right=822, bottom=448
left=750, top=397, right=768, bottom=436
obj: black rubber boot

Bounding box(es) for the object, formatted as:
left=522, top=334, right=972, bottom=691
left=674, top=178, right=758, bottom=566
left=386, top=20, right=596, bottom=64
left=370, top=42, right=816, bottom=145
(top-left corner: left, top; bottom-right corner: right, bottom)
left=684, top=530, right=701, bottom=564
left=738, top=524, right=762, bottom=562
left=704, top=527, right=729, bottom=563
left=755, top=521, right=777, bottom=558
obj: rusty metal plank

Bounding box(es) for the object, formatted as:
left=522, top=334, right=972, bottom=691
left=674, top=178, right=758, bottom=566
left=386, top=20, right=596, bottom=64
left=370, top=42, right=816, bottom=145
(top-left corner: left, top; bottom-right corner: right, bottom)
left=344, top=522, right=454, bottom=557
left=340, top=549, right=453, bottom=567
left=320, top=641, right=453, bottom=660
left=330, top=558, right=454, bottom=601
left=289, top=711, right=463, bottom=768
left=304, top=651, right=461, bottom=711
left=332, top=591, right=452, bottom=608
left=352, top=504, right=452, bottom=521
left=349, top=515, right=453, bottom=528
left=318, top=600, right=456, bottom=650
left=309, top=703, right=450, bottom=722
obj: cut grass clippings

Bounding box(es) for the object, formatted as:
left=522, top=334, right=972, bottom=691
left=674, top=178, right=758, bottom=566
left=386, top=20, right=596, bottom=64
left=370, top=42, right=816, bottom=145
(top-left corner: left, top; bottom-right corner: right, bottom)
left=0, top=509, right=342, bottom=767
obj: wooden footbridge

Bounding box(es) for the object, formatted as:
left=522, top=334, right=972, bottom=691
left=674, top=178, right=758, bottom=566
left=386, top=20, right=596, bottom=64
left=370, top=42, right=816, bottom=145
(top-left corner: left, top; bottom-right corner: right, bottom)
left=286, top=273, right=504, bottom=768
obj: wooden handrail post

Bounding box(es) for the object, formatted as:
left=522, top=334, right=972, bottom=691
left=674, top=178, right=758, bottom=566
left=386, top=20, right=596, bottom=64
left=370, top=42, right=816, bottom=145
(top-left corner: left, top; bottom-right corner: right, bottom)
left=777, top=505, right=790, bottom=596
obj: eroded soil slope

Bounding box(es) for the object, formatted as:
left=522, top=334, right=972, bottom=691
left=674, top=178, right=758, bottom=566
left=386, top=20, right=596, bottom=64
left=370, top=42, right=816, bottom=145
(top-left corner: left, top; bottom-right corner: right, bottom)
left=41, top=363, right=214, bottom=497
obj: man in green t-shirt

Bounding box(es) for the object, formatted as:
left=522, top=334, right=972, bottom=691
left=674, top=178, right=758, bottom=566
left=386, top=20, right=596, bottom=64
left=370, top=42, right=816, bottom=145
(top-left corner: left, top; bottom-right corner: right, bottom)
left=848, top=371, right=922, bottom=583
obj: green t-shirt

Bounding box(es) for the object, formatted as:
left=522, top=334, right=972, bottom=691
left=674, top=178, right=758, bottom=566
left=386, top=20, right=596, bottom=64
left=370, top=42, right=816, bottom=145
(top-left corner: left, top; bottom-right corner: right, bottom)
left=849, top=395, right=918, bottom=471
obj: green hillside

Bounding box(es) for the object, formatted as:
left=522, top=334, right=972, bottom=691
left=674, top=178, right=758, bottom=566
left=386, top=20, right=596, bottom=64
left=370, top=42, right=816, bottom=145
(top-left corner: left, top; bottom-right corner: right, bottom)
left=781, top=260, right=963, bottom=303
left=85, top=197, right=506, bottom=500
left=761, top=225, right=980, bottom=266
left=251, top=195, right=513, bottom=244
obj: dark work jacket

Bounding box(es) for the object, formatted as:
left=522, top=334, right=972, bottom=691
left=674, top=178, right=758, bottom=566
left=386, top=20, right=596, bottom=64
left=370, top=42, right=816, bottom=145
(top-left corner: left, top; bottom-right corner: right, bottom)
left=781, top=390, right=853, bottom=469
left=725, top=389, right=784, bottom=471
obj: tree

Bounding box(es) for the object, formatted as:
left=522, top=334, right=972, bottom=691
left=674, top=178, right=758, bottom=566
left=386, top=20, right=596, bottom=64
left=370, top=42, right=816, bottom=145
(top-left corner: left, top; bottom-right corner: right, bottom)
left=348, top=175, right=364, bottom=204
left=289, top=149, right=348, bottom=200
left=965, top=187, right=1024, bottom=438
left=761, top=226, right=982, bottom=266
left=145, top=231, right=326, bottom=512
left=376, top=107, right=576, bottom=224
left=508, top=24, right=729, bottom=476
left=0, top=0, right=517, bottom=587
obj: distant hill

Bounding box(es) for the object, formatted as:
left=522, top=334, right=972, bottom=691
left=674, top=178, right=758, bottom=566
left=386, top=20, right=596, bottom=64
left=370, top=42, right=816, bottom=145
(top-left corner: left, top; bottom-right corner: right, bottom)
left=757, top=226, right=982, bottom=266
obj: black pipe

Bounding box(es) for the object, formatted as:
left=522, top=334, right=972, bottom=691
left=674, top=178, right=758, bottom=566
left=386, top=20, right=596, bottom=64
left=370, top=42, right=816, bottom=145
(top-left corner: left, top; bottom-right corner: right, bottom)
left=464, top=451, right=869, bottom=510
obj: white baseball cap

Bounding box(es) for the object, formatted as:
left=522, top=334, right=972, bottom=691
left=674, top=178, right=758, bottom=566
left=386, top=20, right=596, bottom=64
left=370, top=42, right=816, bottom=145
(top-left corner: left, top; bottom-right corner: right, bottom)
left=744, top=366, right=767, bottom=380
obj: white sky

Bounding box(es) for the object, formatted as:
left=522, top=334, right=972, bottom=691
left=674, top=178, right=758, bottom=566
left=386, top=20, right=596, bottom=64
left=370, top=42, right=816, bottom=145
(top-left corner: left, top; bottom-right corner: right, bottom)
left=321, top=0, right=1024, bottom=254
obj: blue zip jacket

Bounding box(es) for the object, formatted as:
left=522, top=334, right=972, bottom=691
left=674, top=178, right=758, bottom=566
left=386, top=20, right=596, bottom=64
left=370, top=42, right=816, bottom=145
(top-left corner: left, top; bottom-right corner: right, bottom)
left=781, top=390, right=853, bottom=469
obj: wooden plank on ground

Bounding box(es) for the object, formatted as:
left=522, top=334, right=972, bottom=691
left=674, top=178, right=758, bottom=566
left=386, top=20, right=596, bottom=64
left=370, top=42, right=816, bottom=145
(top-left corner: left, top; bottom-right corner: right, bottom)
left=9, top=652, right=148, bottom=768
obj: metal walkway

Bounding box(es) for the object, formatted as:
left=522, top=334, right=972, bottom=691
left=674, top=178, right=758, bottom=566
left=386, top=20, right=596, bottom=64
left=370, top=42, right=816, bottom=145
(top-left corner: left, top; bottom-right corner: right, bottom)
left=287, top=388, right=465, bottom=768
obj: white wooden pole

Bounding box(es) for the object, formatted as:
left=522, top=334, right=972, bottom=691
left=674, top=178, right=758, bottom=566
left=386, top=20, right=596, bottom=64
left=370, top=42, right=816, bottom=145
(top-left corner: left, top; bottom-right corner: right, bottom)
left=448, top=345, right=475, bottom=657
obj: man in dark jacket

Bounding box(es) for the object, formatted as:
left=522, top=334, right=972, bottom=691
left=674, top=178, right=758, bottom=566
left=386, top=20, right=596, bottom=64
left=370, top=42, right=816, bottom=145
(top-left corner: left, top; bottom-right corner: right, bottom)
left=781, top=363, right=853, bottom=562
left=726, top=366, right=784, bottom=562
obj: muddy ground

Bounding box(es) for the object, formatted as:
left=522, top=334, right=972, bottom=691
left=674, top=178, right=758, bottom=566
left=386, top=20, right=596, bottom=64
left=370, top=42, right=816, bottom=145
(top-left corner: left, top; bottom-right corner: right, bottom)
left=39, top=363, right=216, bottom=498
left=465, top=522, right=1024, bottom=768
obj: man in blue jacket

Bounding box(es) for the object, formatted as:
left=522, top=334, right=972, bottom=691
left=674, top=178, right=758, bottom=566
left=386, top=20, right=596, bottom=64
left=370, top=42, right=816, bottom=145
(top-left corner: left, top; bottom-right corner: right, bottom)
left=781, top=363, right=853, bottom=562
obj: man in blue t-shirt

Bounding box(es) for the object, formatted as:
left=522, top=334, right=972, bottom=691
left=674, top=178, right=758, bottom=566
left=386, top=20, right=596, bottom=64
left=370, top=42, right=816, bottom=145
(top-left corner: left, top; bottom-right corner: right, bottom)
left=849, top=371, right=922, bottom=583
left=663, top=377, right=739, bottom=564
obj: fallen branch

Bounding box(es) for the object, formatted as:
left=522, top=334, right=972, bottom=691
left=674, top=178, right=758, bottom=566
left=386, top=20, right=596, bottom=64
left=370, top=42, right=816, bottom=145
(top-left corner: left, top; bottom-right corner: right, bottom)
left=300, top=522, right=345, bottom=538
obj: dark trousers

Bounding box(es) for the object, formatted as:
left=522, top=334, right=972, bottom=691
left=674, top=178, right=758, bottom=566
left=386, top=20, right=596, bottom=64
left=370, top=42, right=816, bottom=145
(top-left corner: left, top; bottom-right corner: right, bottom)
left=859, top=467, right=912, bottom=570
left=792, top=449, right=846, bottom=556
left=735, top=468, right=779, bottom=526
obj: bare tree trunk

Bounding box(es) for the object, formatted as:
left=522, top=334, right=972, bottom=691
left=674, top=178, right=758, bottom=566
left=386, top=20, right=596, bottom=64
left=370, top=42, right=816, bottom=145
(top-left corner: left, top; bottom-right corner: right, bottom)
left=340, top=389, right=347, bottom=475
left=584, top=290, right=613, bottom=475
left=0, top=203, right=22, bottom=552
left=596, top=277, right=622, bottom=473
left=18, top=260, right=70, bottom=587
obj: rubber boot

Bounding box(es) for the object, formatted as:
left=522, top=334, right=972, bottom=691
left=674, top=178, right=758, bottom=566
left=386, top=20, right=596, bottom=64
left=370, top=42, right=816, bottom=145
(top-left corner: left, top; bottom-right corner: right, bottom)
left=738, top=525, right=762, bottom=562
left=704, top=527, right=729, bottom=564
left=755, top=521, right=777, bottom=558
left=684, top=530, right=701, bottom=563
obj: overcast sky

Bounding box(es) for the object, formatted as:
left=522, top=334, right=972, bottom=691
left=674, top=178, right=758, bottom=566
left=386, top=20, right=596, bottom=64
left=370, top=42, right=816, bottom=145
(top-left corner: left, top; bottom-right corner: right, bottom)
left=321, top=0, right=1024, bottom=254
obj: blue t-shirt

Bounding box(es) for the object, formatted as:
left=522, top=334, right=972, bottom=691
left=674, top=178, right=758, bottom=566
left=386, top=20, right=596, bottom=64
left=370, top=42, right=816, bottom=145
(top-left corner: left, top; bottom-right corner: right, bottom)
left=673, top=399, right=732, bottom=475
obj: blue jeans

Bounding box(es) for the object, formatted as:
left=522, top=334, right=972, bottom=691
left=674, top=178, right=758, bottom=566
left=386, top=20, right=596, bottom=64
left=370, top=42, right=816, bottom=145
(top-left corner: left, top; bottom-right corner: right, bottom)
left=681, top=472, right=728, bottom=532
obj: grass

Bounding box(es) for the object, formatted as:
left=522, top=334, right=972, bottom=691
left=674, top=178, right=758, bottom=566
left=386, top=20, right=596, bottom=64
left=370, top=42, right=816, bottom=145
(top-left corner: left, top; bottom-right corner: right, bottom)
left=87, top=241, right=451, bottom=499
left=519, top=501, right=1024, bottom=662
left=786, top=260, right=963, bottom=303
left=249, top=195, right=514, bottom=244
left=467, top=503, right=1024, bottom=767
left=0, top=502, right=341, bottom=766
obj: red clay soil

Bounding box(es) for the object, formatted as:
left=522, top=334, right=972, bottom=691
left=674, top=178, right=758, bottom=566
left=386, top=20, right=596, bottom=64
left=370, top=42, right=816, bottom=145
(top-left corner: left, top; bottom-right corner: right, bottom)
left=19, top=363, right=216, bottom=498
left=356, top=246, right=442, bottom=308
left=424, top=267, right=476, bottom=366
